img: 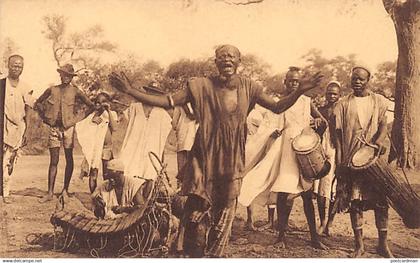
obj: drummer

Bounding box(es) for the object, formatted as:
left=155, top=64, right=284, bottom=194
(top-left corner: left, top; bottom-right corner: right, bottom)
left=270, top=67, right=328, bottom=249
left=333, top=65, right=392, bottom=258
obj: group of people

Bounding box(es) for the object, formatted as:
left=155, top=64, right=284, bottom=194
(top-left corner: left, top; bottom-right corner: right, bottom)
left=1, top=44, right=393, bottom=258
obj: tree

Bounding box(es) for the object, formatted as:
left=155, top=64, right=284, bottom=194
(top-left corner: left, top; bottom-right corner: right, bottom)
left=42, top=14, right=116, bottom=93
left=165, top=57, right=217, bottom=92
left=371, top=61, right=397, bottom=98
left=300, top=49, right=357, bottom=106
left=383, top=0, right=420, bottom=168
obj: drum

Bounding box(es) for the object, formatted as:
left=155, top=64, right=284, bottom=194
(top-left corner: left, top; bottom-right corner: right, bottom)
left=350, top=145, right=420, bottom=229
left=50, top=152, right=174, bottom=257
left=292, top=130, right=331, bottom=180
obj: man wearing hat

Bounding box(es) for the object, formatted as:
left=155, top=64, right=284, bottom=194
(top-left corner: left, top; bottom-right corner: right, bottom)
left=333, top=66, right=392, bottom=257
left=34, top=63, right=95, bottom=203
left=313, top=80, right=341, bottom=236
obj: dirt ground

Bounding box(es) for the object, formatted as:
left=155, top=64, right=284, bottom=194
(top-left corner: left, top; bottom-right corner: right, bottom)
left=1, top=152, right=420, bottom=258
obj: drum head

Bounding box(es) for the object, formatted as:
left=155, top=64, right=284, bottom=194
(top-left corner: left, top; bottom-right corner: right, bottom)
left=351, top=145, right=377, bottom=169
left=292, top=132, right=319, bottom=152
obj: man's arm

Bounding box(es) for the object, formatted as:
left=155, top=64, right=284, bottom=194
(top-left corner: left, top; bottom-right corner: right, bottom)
left=76, top=89, right=95, bottom=115
left=109, top=72, right=189, bottom=108
left=112, top=180, right=154, bottom=214
left=310, top=102, right=327, bottom=131
left=256, top=72, right=323, bottom=114
left=125, top=87, right=189, bottom=108
left=334, top=128, right=343, bottom=166
left=256, top=91, right=302, bottom=114
left=374, top=117, right=388, bottom=155
left=33, top=88, right=51, bottom=111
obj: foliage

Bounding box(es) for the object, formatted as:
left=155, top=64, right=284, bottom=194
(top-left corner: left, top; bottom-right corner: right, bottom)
left=371, top=61, right=396, bottom=98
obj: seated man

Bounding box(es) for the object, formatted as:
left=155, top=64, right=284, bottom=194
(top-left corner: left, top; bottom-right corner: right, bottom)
left=92, top=159, right=154, bottom=219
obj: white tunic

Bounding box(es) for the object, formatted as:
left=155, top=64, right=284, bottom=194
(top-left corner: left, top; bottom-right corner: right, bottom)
left=239, top=104, right=285, bottom=207
left=271, top=95, right=312, bottom=194
left=119, top=103, right=172, bottom=180
left=76, top=110, right=117, bottom=170
left=172, top=105, right=198, bottom=152
left=4, top=78, right=33, bottom=148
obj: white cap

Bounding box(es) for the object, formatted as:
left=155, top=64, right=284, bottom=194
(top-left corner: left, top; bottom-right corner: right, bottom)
left=352, top=63, right=372, bottom=77
left=326, top=80, right=342, bottom=89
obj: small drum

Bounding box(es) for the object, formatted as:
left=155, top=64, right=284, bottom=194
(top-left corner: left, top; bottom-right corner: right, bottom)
left=292, top=130, right=331, bottom=180
left=350, top=145, right=420, bottom=229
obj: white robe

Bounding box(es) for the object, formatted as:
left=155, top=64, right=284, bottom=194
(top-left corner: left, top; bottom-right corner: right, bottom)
left=119, top=103, right=172, bottom=180
left=4, top=78, right=33, bottom=148
left=238, top=108, right=284, bottom=207
left=271, top=95, right=312, bottom=194
left=172, top=106, right=198, bottom=152
left=75, top=110, right=116, bottom=170
left=313, top=126, right=336, bottom=199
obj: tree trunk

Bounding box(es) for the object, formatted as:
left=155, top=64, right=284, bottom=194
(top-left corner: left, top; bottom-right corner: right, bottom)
left=389, top=1, right=420, bottom=169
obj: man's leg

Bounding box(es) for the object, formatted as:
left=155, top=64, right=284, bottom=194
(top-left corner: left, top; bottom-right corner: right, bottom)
left=62, top=148, right=74, bottom=194
left=246, top=204, right=256, bottom=231
left=39, top=147, right=60, bottom=203
left=267, top=204, right=276, bottom=230
left=325, top=199, right=337, bottom=236
left=183, top=196, right=209, bottom=258
left=207, top=201, right=237, bottom=257
left=2, top=147, right=13, bottom=203
left=374, top=203, right=393, bottom=258
left=177, top=151, right=188, bottom=173
left=302, top=191, right=328, bottom=249
left=102, top=159, right=109, bottom=180
left=349, top=201, right=365, bottom=258
left=62, top=127, right=75, bottom=195
left=317, top=196, right=328, bottom=234
left=275, top=192, right=293, bottom=248
left=89, top=168, right=99, bottom=193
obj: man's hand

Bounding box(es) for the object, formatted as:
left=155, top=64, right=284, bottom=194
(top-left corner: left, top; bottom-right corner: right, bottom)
left=109, top=72, right=132, bottom=93
left=312, top=118, right=326, bottom=130
left=270, top=129, right=283, bottom=139
left=374, top=141, right=387, bottom=156
left=102, top=102, right=111, bottom=111
left=298, top=72, right=323, bottom=93
left=92, top=115, right=103, bottom=125
left=111, top=205, right=124, bottom=214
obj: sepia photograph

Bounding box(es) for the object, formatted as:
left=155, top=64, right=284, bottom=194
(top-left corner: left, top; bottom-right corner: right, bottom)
left=0, top=0, right=419, bottom=260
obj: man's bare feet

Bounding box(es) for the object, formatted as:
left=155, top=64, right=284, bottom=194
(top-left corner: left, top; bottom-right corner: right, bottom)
left=274, top=238, right=287, bottom=248
left=245, top=221, right=257, bottom=231
left=311, top=239, right=329, bottom=250
left=61, top=190, right=69, bottom=200
left=318, top=225, right=331, bottom=237
left=377, top=245, right=394, bottom=258
left=349, top=248, right=365, bottom=258
left=38, top=194, right=54, bottom=203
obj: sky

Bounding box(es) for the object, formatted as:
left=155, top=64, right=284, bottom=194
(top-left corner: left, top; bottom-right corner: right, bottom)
left=0, top=0, right=397, bottom=96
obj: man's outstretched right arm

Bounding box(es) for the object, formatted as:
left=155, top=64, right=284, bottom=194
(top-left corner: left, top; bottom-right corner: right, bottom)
left=109, top=72, right=189, bottom=108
